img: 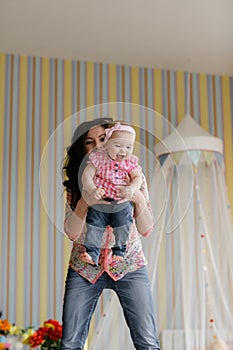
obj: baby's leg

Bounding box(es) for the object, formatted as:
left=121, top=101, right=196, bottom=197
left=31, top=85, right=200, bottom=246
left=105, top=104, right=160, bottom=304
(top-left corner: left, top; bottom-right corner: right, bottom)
left=84, top=206, right=108, bottom=265
left=111, top=202, right=133, bottom=261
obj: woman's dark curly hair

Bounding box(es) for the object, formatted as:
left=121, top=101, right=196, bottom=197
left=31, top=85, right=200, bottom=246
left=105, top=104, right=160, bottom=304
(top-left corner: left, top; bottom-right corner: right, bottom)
left=63, top=117, right=113, bottom=210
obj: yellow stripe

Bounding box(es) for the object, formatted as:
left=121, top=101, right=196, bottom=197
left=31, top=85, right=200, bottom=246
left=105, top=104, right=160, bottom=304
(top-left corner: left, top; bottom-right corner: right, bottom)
left=131, top=67, right=140, bottom=156
left=108, top=64, right=117, bottom=117
left=153, top=68, right=163, bottom=114
left=221, top=76, right=233, bottom=214
left=52, top=59, right=59, bottom=319
left=0, top=54, right=6, bottom=283
left=131, top=66, right=140, bottom=105
left=15, top=55, right=27, bottom=327
left=29, top=56, right=36, bottom=324
left=176, top=71, right=185, bottom=123
left=199, top=73, right=209, bottom=131
left=86, top=61, right=94, bottom=111
left=6, top=55, right=14, bottom=319
left=40, top=57, right=50, bottom=323
left=64, top=59, right=72, bottom=119
left=153, top=69, right=163, bottom=143
left=108, top=64, right=117, bottom=101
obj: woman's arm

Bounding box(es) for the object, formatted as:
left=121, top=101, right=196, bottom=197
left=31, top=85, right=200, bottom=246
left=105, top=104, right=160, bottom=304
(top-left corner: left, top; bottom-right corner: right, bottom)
left=64, top=190, right=111, bottom=241
left=82, top=163, right=98, bottom=194
left=132, top=190, right=154, bottom=237
left=64, top=196, right=89, bottom=241
left=128, top=168, right=142, bottom=193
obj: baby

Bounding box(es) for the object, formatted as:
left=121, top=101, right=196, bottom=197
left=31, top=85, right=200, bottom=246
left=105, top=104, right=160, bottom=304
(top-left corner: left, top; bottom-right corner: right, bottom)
left=81, top=122, right=141, bottom=265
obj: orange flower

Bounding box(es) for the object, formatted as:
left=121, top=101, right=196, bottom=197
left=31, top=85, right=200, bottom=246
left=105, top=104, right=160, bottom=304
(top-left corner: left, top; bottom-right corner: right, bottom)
left=0, top=320, right=11, bottom=333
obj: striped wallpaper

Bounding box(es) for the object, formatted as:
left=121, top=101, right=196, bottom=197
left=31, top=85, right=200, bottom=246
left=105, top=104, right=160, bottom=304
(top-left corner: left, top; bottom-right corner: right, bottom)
left=0, top=53, right=232, bottom=330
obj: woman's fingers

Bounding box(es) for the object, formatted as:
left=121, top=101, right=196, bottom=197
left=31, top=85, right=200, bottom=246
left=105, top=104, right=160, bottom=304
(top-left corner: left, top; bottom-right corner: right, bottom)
left=115, top=185, right=134, bottom=198
left=82, top=190, right=110, bottom=206
left=115, top=185, right=125, bottom=197
left=115, top=185, right=134, bottom=203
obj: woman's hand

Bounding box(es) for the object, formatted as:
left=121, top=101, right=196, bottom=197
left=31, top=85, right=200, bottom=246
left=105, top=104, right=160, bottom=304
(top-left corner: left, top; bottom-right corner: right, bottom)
left=115, top=185, right=135, bottom=204
left=115, top=187, right=154, bottom=236
left=130, top=188, right=144, bottom=205
left=82, top=189, right=110, bottom=206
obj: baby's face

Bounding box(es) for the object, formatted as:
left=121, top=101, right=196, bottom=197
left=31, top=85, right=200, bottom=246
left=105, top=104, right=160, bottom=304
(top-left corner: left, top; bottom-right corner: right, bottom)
left=106, top=131, right=135, bottom=161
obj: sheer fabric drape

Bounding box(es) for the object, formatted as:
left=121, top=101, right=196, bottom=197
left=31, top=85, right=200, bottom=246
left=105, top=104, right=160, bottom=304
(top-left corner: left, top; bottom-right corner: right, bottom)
left=146, top=152, right=233, bottom=349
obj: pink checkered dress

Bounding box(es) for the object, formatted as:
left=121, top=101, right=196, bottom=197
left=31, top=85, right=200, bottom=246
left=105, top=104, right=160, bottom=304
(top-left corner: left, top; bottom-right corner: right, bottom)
left=88, top=149, right=140, bottom=200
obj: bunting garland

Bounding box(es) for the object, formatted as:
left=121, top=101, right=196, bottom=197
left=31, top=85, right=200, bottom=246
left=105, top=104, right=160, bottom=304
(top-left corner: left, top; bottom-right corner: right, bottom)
left=159, top=151, right=223, bottom=168
left=202, top=151, right=214, bottom=166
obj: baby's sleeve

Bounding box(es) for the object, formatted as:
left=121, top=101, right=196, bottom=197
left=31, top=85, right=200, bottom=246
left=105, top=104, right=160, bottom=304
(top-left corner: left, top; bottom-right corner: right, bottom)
left=128, top=155, right=140, bottom=172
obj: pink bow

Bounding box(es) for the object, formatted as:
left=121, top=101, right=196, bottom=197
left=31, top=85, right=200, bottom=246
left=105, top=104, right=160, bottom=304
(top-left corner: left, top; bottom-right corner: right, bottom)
left=105, top=122, right=135, bottom=142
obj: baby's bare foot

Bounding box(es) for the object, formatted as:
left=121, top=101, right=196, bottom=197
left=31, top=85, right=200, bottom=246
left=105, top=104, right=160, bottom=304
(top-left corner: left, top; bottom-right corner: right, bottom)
left=112, top=255, right=124, bottom=262
left=80, top=252, right=96, bottom=265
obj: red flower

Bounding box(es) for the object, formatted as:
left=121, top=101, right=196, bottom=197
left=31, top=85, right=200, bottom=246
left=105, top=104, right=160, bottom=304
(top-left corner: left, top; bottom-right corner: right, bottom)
left=47, top=326, right=62, bottom=341
left=29, top=327, right=47, bottom=348
left=29, top=319, right=62, bottom=348
left=44, top=319, right=60, bottom=329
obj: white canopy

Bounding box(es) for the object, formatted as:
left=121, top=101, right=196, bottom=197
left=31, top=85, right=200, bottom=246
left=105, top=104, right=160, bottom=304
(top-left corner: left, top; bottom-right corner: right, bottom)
left=155, top=114, right=223, bottom=157
left=150, top=114, right=233, bottom=349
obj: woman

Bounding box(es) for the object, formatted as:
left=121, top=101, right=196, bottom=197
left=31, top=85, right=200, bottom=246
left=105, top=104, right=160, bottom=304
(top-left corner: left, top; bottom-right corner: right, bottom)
left=61, top=117, right=160, bottom=350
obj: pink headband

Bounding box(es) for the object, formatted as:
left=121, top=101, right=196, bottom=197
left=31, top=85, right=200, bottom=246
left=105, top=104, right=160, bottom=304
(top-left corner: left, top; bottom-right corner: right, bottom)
left=105, top=122, right=135, bottom=142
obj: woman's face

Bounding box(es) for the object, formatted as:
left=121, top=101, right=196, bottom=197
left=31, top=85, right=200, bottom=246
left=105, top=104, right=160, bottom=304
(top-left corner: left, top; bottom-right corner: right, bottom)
left=84, top=125, right=106, bottom=153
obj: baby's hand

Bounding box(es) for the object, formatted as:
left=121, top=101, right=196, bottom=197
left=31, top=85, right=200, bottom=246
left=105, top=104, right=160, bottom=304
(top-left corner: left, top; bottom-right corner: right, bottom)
left=92, top=187, right=105, bottom=200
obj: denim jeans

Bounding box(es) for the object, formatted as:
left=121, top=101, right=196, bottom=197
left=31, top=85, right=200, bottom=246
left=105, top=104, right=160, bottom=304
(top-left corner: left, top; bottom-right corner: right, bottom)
left=85, top=201, right=134, bottom=264
left=60, top=266, right=160, bottom=350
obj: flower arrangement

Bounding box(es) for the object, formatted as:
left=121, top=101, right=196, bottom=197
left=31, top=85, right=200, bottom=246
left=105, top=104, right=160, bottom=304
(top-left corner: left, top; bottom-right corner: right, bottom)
left=0, top=314, right=62, bottom=350
left=0, top=319, right=11, bottom=349
left=0, top=320, right=11, bottom=335
left=0, top=318, right=27, bottom=350
left=28, top=319, right=62, bottom=349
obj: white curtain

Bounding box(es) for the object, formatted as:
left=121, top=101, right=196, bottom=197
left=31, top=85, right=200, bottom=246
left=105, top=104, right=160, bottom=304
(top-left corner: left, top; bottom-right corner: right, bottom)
left=145, top=151, right=233, bottom=350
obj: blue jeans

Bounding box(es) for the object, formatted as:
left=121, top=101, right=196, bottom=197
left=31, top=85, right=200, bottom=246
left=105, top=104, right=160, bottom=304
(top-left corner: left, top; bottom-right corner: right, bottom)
left=60, top=266, right=160, bottom=350
left=85, top=201, right=133, bottom=265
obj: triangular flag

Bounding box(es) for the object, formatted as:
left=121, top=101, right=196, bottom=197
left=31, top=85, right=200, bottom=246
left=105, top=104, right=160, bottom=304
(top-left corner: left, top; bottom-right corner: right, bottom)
left=171, top=152, right=183, bottom=165
left=187, top=150, right=201, bottom=167
left=159, top=154, right=169, bottom=166
left=203, top=151, right=214, bottom=165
